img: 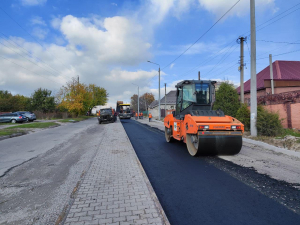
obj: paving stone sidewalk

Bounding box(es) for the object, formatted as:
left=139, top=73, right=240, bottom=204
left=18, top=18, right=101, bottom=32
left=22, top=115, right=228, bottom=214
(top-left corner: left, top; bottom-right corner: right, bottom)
left=64, top=120, right=169, bottom=225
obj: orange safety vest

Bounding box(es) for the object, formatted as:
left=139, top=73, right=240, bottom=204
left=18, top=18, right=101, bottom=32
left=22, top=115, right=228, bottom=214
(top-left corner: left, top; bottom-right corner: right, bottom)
left=141, top=113, right=143, bottom=116
left=135, top=113, right=138, bottom=117
left=149, top=113, right=152, bottom=118
left=139, top=113, right=142, bottom=116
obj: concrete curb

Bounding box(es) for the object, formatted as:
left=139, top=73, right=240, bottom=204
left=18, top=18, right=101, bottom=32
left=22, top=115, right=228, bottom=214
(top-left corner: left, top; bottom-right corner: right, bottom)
left=242, top=138, right=300, bottom=158
left=134, top=118, right=300, bottom=158
left=120, top=119, right=171, bottom=225
left=0, top=132, right=27, bottom=141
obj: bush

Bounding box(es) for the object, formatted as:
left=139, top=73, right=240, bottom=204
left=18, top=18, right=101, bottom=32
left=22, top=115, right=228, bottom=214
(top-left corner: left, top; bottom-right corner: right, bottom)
left=213, top=82, right=240, bottom=118
left=257, top=105, right=283, bottom=136
left=236, top=104, right=250, bottom=131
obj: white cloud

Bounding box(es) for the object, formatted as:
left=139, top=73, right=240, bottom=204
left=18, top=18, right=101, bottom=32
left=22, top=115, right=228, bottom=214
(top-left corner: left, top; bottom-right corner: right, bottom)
left=0, top=14, right=156, bottom=107
left=106, top=69, right=157, bottom=81
left=170, top=63, right=175, bottom=69
left=51, top=17, right=62, bottom=29
left=20, top=0, right=47, bottom=6
left=197, top=0, right=276, bottom=18
left=30, top=16, right=46, bottom=26
left=31, top=27, right=49, bottom=39
left=111, top=3, right=118, bottom=7
left=59, top=15, right=152, bottom=65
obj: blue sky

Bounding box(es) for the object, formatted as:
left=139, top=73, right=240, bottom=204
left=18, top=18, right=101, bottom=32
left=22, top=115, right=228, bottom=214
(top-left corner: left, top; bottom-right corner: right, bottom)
left=1, top=0, right=300, bottom=107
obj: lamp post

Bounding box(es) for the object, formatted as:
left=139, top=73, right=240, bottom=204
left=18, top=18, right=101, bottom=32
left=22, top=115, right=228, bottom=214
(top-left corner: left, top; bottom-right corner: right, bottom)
left=147, top=61, right=161, bottom=120
left=132, top=83, right=139, bottom=119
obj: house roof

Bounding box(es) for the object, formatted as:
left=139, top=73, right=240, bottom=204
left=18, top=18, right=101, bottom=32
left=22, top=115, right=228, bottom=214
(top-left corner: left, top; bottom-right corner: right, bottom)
left=237, top=60, right=300, bottom=94
left=149, top=100, right=158, bottom=108
left=149, top=90, right=177, bottom=108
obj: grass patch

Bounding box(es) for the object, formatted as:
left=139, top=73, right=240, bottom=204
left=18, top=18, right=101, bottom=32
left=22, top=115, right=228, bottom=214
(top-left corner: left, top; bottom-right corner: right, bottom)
left=0, top=123, right=14, bottom=126
left=59, top=116, right=92, bottom=123
left=0, top=129, right=26, bottom=136
left=5, top=122, right=59, bottom=129
left=279, top=129, right=300, bottom=138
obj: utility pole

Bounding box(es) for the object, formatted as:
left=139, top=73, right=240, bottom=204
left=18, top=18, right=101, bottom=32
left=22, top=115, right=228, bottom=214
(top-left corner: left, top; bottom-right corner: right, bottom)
left=165, top=83, right=167, bottom=118
left=269, top=54, right=274, bottom=94
left=77, top=75, right=79, bottom=85
left=158, top=67, right=161, bottom=120
left=147, top=61, right=161, bottom=120
left=250, top=0, right=257, bottom=136
left=138, top=86, right=139, bottom=119
left=237, top=37, right=246, bottom=103
left=198, top=71, right=200, bottom=80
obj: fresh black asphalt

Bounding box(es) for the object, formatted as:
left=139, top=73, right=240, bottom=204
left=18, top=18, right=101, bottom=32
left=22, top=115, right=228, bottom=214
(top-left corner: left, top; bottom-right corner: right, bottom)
left=121, top=119, right=300, bottom=225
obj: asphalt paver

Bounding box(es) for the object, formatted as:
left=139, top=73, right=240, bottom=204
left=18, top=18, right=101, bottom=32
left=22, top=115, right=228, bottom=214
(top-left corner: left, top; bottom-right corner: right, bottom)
left=121, top=119, right=300, bottom=225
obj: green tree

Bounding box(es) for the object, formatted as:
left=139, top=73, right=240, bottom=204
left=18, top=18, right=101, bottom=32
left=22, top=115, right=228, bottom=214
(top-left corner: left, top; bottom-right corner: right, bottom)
left=131, top=92, right=155, bottom=112
left=32, top=88, right=56, bottom=113
left=257, top=105, right=283, bottom=136
left=0, top=90, right=31, bottom=112
left=213, top=82, right=240, bottom=118
left=0, top=90, right=13, bottom=111
left=57, top=77, right=108, bottom=116
left=86, top=84, right=108, bottom=114
left=236, top=103, right=250, bottom=131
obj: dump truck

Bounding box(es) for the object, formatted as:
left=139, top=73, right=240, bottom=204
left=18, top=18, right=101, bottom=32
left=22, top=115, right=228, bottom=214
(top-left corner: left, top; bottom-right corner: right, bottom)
left=118, top=103, right=132, bottom=119
left=98, top=108, right=116, bottom=124
left=164, top=80, right=244, bottom=156
left=116, top=101, right=123, bottom=114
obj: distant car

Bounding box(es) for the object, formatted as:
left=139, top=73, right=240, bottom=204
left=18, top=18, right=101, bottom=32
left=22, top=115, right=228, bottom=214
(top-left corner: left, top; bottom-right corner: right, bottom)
left=14, top=111, right=36, bottom=122
left=0, top=113, right=26, bottom=123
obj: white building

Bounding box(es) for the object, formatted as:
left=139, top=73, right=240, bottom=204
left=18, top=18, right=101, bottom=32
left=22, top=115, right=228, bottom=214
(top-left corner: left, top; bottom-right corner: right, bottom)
left=148, top=90, right=176, bottom=119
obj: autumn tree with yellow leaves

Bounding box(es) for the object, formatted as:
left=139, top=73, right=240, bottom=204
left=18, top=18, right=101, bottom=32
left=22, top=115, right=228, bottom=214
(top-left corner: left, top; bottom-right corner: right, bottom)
left=57, top=77, right=108, bottom=116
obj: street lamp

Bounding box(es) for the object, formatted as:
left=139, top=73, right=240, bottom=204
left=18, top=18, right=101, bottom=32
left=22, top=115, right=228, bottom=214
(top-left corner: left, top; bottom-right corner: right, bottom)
left=147, top=60, right=161, bottom=120
left=132, top=83, right=139, bottom=119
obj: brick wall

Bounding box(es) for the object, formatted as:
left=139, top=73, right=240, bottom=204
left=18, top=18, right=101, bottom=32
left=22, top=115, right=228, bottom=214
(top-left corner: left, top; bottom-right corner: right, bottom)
left=291, top=103, right=300, bottom=129
left=264, top=104, right=288, bottom=128
left=244, top=90, right=300, bottom=130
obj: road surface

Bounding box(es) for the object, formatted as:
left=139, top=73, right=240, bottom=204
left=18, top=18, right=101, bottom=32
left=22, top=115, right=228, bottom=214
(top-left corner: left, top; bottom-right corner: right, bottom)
left=121, top=119, right=300, bottom=225
left=0, top=118, right=104, bottom=224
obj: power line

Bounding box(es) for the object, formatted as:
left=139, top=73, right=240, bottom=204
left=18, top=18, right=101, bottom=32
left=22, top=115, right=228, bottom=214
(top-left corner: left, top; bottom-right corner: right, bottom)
left=256, top=7, right=300, bottom=33
left=0, top=32, right=63, bottom=75
left=0, top=55, right=63, bottom=85
left=257, top=40, right=300, bottom=44
left=179, top=2, right=300, bottom=81
left=161, top=0, right=241, bottom=70
left=257, top=49, right=300, bottom=60
left=257, top=39, right=300, bottom=57
left=205, top=44, right=239, bottom=77
left=242, top=2, right=300, bottom=37
left=0, top=40, right=61, bottom=77
left=0, top=6, right=73, bottom=73
left=179, top=40, right=237, bottom=78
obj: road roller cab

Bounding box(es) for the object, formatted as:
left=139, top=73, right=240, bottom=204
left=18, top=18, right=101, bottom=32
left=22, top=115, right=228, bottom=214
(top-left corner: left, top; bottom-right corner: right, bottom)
left=164, top=80, right=244, bottom=156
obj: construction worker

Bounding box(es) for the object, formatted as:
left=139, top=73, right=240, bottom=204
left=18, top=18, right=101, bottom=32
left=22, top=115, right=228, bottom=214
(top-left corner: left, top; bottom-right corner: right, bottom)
left=149, top=113, right=152, bottom=122
left=135, top=112, right=138, bottom=120
left=141, top=112, right=143, bottom=119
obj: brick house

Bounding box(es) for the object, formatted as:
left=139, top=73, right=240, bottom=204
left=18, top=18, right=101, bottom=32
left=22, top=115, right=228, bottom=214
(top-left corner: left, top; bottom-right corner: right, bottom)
left=237, top=60, right=300, bottom=129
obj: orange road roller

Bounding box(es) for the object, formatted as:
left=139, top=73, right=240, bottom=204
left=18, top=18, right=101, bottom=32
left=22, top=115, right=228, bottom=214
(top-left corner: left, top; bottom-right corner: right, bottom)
left=164, top=80, right=244, bottom=156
